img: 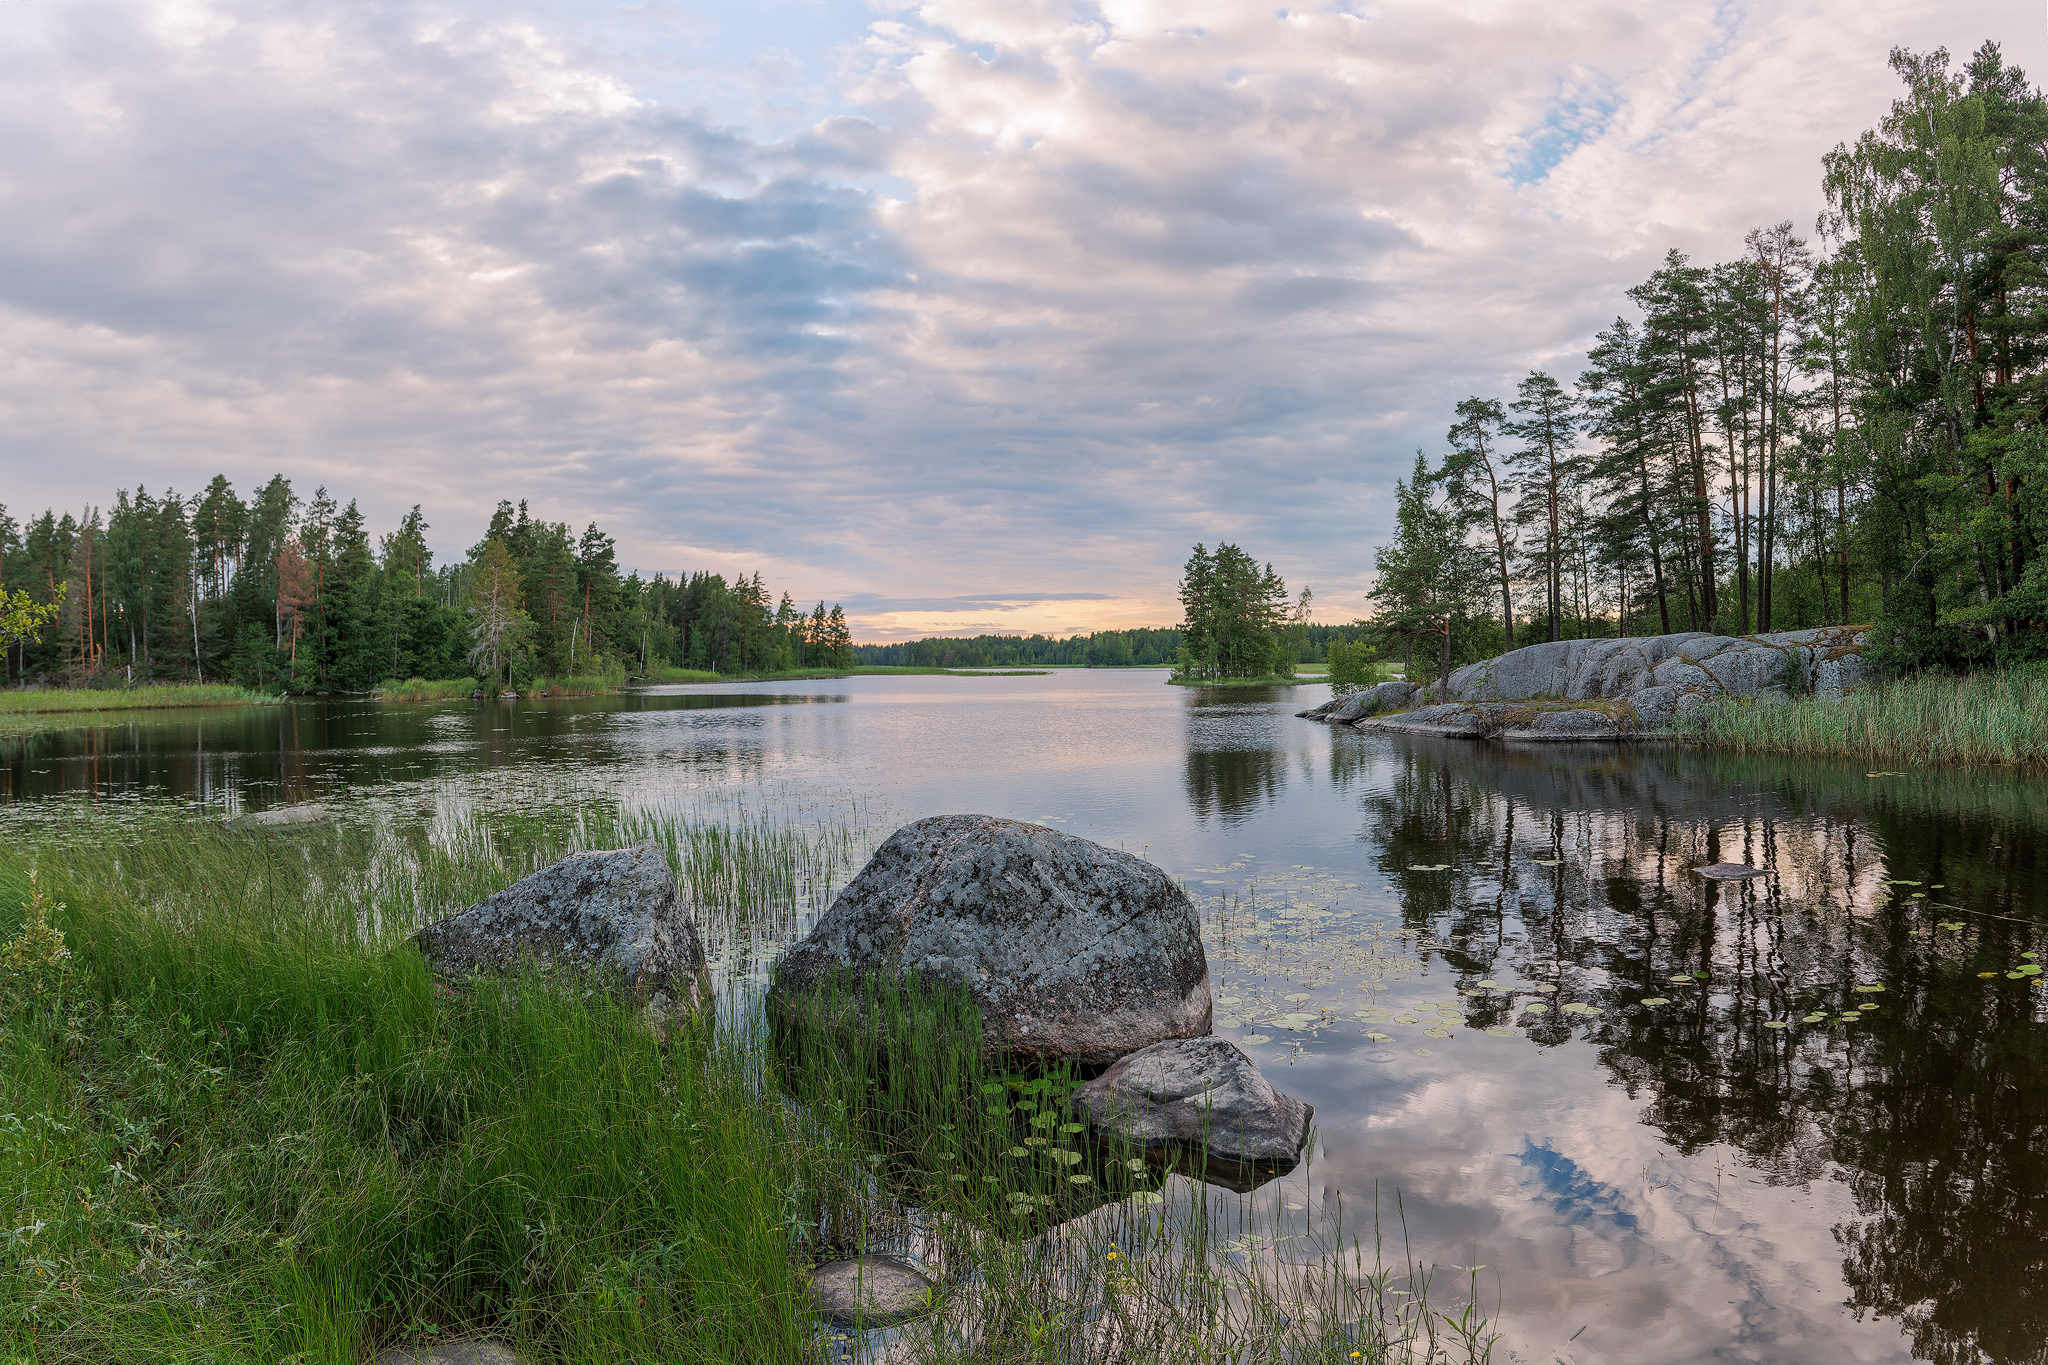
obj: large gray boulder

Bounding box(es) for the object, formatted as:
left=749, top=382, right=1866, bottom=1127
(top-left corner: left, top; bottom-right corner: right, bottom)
left=768, top=816, right=1210, bottom=1069
left=1333, top=627, right=1874, bottom=744
left=1071, top=1037, right=1311, bottom=1190
left=412, top=844, right=711, bottom=1020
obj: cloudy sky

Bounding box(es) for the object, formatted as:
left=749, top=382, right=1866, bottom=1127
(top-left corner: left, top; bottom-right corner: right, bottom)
left=3, top=0, right=2044, bottom=640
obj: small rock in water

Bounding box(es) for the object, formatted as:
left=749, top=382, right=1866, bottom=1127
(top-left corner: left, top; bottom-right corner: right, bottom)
left=808, top=1255, right=939, bottom=1327
left=1693, top=862, right=1770, bottom=880
left=1071, top=1036, right=1311, bottom=1192
left=374, top=1342, right=522, bottom=1365
left=412, top=843, right=712, bottom=1020
left=223, top=804, right=326, bottom=831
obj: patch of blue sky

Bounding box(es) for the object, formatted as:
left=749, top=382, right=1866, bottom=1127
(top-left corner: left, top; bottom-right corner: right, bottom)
left=1515, top=1138, right=1641, bottom=1233
left=1504, top=90, right=1620, bottom=187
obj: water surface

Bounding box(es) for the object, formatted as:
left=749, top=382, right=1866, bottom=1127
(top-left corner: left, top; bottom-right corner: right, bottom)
left=6, top=671, right=2045, bottom=1364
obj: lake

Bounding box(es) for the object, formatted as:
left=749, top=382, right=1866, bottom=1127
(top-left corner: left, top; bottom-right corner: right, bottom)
left=5, top=669, right=2045, bottom=1364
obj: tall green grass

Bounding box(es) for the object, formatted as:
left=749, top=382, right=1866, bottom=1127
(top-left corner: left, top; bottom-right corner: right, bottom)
left=372, top=677, right=482, bottom=702
left=1676, top=669, right=2048, bottom=768
left=0, top=684, right=279, bottom=715
left=1, top=809, right=1494, bottom=1364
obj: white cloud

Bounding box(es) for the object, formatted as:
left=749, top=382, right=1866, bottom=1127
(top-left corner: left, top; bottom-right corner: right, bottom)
left=3, top=0, right=2042, bottom=637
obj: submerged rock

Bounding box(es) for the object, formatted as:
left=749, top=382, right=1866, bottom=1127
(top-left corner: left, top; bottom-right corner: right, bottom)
left=1071, top=1037, right=1311, bottom=1191
left=808, top=1255, right=939, bottom=1328
left=223, top=803, right=326, bottom=831
left=768, top=815, right=1210, bottom=1069
left=412, top=843, right=711, bottom=1020
left=374, top=1343, right=522, bottom=1365
left=1694, top=862, right=1771, bottom=880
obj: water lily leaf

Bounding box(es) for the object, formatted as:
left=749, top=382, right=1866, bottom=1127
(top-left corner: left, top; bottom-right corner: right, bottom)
left=1031, top=1112, right=1056, bottom=1128
left=1858, top=1003, right=1878, bottom=1010
left=2024, top=952, right=2039, bottom=960
left=1561, top=1002, right=1592, bottom=1014
left=1125, top=1158, right=1147, bottom=1173
left=1839, top=1013, right=1861, bottom=1021
left=1523, top=1003, right=1550, bottom=1014
left=1423, top=1027, right=1451, bottom=1038
left=1060, top=1122, right=1086, bottom=1134
left=1365, top=1031, right=1391, bottom=1041
left=1414, top=1048, right=1433, bottom=1055
left=1055, top=1150, right=1083, bottom=1166
left=1978, top=972, right=1999, bottom=979
left=1024, top=1136, right=1048, bottom=1147
left=1242, top=1034, right=1272, bottom=1044
left=1886, top=880, right=1922, bottom=886
left=1284, top=993, right=1312, bottom=1003
left=1640, top=997, right=1671, bottom=1005
left=1408, top=864, right=1452, bottom=872
left=981, top=1081, right=1006, bottom=1095
left=1484, top=1027, right=1515, bottom=1037
left=1939, top=922, right=1965, bottom=930
left=1534, top=984, right=1558, bottom=993
left=1131, top=1192, right=1164, bottom=1206
left=1217, top=1015, right=1245, bottom=1029
left=1668, top=974, right=1695, bottom=983
left=1533, top=859, right=1564, bottom=867
left=1763, top=1021, right=1788, bottom=1029
left=1852, top=984, right=1885, bottom=992
left=1477, top=979, right=1500, bottom=988
left=1803, top=1013, right=1827, bottom=1023
left=1008, top=1147, right=1028, bottom=1158
left=2016, top=964, right=2043, bottom=976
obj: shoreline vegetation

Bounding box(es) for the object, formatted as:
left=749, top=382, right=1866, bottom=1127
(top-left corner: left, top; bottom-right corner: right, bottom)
left=0, top=808, right=1497, bottom=1363
left=1675, top=669, right=2048, bottom=769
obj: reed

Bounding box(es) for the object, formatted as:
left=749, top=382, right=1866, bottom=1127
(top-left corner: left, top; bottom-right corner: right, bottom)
left=1676, top=668, right=2048, bottom=768
left=372, top=677, right=482, bottom=702
left=0, top=683, right=278, bottom=714
left=1, top=808, right=1493, bottom=1364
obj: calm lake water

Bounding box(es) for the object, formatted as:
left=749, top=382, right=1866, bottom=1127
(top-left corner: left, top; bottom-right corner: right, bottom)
left=5, top=670, right=2046, bottom=1364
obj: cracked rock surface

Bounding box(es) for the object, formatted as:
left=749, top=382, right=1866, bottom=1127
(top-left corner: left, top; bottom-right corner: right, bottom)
left=412, top=843, right=712, bottom=1019
left=1298, top=627, right=1873, bottom=742
left=768, top=815, right=1211, bottom=1069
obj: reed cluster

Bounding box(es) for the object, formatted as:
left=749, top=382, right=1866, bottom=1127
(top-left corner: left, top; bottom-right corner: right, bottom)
left=372, top=677, right=483, bottom=702
left=1676, top=668, right=2048, bottom=768
left=0, top=683, right=278, bottom=715
left=1, top=808, right=1493, bottom=1363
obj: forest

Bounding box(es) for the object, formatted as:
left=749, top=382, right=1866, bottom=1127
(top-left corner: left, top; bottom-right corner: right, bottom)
left=1371, top=43, right=2048, bottom=676
left=0, top=486, right=853, bottom=691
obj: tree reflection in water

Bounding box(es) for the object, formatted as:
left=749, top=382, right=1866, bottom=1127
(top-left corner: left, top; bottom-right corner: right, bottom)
left=1354, top=738, right=2047, bottom=1365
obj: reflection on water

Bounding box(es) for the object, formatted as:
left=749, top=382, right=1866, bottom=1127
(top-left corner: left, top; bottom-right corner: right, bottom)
left=5, top=675, right=2046, bottom=1363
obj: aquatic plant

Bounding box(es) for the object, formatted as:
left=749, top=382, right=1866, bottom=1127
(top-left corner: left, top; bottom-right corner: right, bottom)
left=1676, top=668, right=2048, bottom=768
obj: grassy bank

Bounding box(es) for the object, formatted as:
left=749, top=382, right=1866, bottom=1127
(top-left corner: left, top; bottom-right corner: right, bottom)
left=0, top=684, right=281, bottom=741
left=1, top=808, right=1493, bottom=1364
left=372, top=677, right=483, bottom=702
left=1677, top=669, right=2048, bottom=768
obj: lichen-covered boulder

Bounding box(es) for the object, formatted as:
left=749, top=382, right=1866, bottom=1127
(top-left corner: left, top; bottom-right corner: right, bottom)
left=768, top=816, right=1210, bottom=1069
left=1071, top=1037, right=1310, bottom=1190
left=412, top=844, right=712, bottom=1019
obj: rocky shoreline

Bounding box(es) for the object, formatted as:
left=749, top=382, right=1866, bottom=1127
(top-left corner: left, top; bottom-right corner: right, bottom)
left=1300, top=627, right=1875, bottom=742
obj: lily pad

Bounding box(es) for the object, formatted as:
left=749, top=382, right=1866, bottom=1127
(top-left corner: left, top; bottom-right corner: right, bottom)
left=1054, top=1150, right=1083, bottom=1166
left=1763, top=1020, right=1788, bottom=1029
left=1858, top=1003, right=1878, bottom=1010
left=1060, top=1122, right=1086, bottom=1134
left=1852, top=984, right=1886, bottom=993
left=1477, top=979, right=1500, bottom=988
left=1414, top=1048, right=1432, bottom=1056
left=1484, top=1027, right=1515, bottom=1037
left=1640, top=997, right=1672, bottom=1006
left=1242, top=1034, right=1272, bottom=1044
left=1840, top=1013, right=1861, bottom=1021
left=1008, top=1147, right=1028, bottom=1158
left=2015, top=964, right=2043, bottom=977
left=1534, top=984, right=1558, bottom=993
left=1408, top=864, right=1452, bottom=872
left=1533, top=859, right=1564, bottom=867
left=1284, top=993, right=1312, bottom=1004
left=1523, top=1003, right=1550, bottom=1014
left=1939, top=922, right=1965, bottom=930
left=1131, top=1192, right=1165, bottom=1206
left=1423, top=1027, right=1451, bottom=1038
left=1978, top=972, right=1999, bottom=979
left=1365, top=1031, right=1391, bottom=1041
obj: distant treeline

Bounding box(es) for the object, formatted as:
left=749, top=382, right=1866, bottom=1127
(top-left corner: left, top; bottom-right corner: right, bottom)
left=854, top=623, right=1370, bottom=669
left=0, top=480, right=852, bottom=690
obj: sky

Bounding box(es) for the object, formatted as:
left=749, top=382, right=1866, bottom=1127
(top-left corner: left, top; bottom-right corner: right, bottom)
left=4, top=1, right=2046, bottom=642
